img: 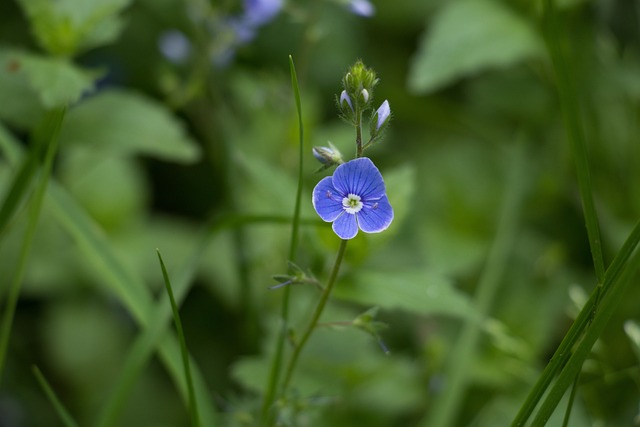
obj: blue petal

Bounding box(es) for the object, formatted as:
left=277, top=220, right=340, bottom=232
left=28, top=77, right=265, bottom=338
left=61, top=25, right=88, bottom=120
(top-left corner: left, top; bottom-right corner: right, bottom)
left=357, top=195, right=394, bottom=233
left=312, top=176, right=344, bottom=222
left=332, top=158, right=386, bottom=201
left=333, top=212, right=359, bottom=239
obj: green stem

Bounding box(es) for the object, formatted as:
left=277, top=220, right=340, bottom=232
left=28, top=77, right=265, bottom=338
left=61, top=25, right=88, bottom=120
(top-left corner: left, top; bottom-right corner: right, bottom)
left=280, top=239, right=348, bottom=393
left=33, top=365, right=80, bottom=427
left=561, top=372, right=580, bottom=427
left=261, top=56, right=305, bottom=424
left=0, top=108, right=65, bottom=379
left=355, top=110, right=363, bottom=158
left=511, top=217, right=640, bottom=426
left=543, top=0, right=605, bottom=283
left=157, top=250, right=201, bottom=427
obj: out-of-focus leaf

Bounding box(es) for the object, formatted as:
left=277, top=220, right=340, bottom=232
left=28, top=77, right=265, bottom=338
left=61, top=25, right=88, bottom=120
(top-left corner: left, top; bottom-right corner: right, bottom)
left=59, top=89, right=201, bottom=162
left=333, top=269, right=474, bottom=318
left=58, top=149, right=148, bottom=231
left=0, top=50, right=97, bottom=126
left=41, top=300, right=130, bottom=386
left=408, top=0, right=543, bottom=94
left=0, top=52, right=43, bottom=128
left=16, top=0, right=131, bottom=56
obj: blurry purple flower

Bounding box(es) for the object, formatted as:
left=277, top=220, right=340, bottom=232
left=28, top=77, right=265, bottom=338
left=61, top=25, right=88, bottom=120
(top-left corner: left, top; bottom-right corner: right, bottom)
left=158, top=30, right=192, bottom=64
left=313, top=157, right=393, bottom=239
left=243, top=0, right=283, bottom=27
left=348, top=0, right=375, bottom=17
left=375, top=100, right=390, bottom=131
left=228, top=17, right=257, bottom=43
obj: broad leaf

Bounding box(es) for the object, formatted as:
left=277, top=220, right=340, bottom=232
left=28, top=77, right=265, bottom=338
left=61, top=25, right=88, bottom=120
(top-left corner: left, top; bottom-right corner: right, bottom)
left=59, top=89, right=201, bottom=162
left=17, top=0, right=131, bottom=56
left=333, top=269, right=474, bottom=318
left=408, top=0, right=543, bottom=94
left=0, top=50, right=97, bottom=126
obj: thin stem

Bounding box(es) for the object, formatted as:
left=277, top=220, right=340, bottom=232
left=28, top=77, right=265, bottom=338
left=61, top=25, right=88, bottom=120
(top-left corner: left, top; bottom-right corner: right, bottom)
left=32, top=366, right=80, bottom=427
left=543, top=0, right=605, bottom=283
left=511, top=217, right=640, bottom=426
left=261, top=56, right=305, bottom=424
left=355, top=110, right=364, bottom=158
left=561, top=372, right=580, bottom=427
left=0, top=108, right=65, bottom=379
left=157, top=250, right=200, bottom=427
left=280, top=239, right=348, bottom=393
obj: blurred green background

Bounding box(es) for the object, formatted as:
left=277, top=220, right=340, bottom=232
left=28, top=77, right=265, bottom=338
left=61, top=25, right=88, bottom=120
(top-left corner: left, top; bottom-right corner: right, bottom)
left=0, top=0, right=639, bottom=426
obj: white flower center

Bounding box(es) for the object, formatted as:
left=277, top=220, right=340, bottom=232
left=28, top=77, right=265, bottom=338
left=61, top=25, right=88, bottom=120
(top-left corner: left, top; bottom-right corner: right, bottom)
left=342, top=194, right=363, bottom=214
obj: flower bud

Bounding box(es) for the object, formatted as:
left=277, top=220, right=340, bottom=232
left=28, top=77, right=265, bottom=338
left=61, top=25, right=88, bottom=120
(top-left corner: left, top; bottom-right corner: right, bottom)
left=374, top=100, right=390, bottom=131
left=312, top=143, right=343, bottom=171
left=339, top=90, right=354, bottom=113
left=342, top=61, right=378, bottom=100
left=360, top=88, right=369, bottom=104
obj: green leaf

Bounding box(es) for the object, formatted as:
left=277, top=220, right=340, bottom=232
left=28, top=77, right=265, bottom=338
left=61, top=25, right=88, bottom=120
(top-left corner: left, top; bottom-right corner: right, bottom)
left=17, top=0, right=131, bottom=56
left=59, top=89, right=201, bottom=162
left=408, top=0, right=543, bottom=94
left=58, top=150, right=147, bottom=231
left=332, top=269, right=474, bottom=318
left=0, top=50, right=97, bottom=125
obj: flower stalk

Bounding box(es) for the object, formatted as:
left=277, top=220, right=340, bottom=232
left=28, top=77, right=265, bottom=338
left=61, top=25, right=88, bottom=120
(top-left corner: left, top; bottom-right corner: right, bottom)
left=280, top=238, right=348, bottom=393
left=273, top=60, right=392, bottom=423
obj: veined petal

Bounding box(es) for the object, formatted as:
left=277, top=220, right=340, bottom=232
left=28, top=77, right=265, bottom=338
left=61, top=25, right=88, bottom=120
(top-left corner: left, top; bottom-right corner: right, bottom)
left=333, top=212, right=358, bottom=239
left=357, top=195, right=394, bottom=233
left=312, top=176, right=344, bottom=222
left=333, top=158, right=386, bottom=201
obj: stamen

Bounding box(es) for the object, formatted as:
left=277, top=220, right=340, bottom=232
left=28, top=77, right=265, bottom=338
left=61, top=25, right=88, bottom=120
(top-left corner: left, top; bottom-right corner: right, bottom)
left=342, top=194, right=363, bottom=214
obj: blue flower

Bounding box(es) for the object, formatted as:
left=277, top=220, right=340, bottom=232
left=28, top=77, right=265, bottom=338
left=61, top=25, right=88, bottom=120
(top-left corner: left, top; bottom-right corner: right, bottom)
left=313, top=157, right=393, bottom=239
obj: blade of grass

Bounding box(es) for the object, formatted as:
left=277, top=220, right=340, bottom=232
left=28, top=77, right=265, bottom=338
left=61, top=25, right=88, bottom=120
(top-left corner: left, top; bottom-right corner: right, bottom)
left=0, top=107, right=65, bottom=379
left=0, top=114, right=52, bottom=238
left=511, top=218, right=640, bottom=426
left=93, top=214, right=319, bottom=427
left=0, top=132, right=220, bottom=426
left=0, top=124, right=320, bottom=427
left=32, top=365, right=80, bottom=427
left=157, top=249, right=200, bottom=427
left=46, top=182, right=218, bottom=427
left=420, top=142, right=528, bottom=427
left=261, top=54, right=305, bottom=424
left=511, top=0, right=627, bottom=423
left=561, top=373, right=580, bottom=427
left=542, top=0, right=605, bottom=283
left=530, top=247, right=640, bottom=425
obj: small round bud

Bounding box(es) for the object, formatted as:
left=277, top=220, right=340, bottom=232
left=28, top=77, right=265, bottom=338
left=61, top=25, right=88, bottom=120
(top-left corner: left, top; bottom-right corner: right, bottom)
left=361, top=88, right=369, bottom=104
